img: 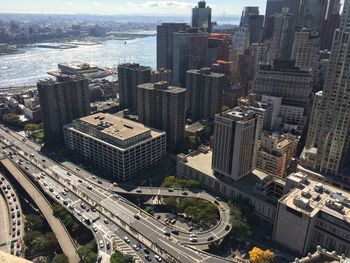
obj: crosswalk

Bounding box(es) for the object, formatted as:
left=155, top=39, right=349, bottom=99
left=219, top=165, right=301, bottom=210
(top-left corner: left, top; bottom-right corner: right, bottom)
left=111, top=235, right=143, bottom=263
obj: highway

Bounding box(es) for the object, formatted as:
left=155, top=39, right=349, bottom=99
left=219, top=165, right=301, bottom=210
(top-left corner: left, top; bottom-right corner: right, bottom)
left=0, top=172, right=23, bottom=257
left=0, top=127, right=234, bottom=263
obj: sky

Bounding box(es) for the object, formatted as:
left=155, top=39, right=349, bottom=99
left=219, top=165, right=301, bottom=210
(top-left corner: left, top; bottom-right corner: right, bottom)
left=0, top=0, right=266, bottom=16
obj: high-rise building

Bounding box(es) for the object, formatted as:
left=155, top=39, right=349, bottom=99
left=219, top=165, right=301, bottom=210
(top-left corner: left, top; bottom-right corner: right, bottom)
left=212, top=109, right=259, bottom=181
left=64, top=113, right=166, bottom=182
left=268, top=8, right=295, bottom=62
left=320, top=13, right=340, bottom=50
left=247, top=15, right=264, bottom=44
left=253, top=60, right=313, bottom=110
left=192, top=1, right=212, bottom=32
left=118, top=63, right=151, bottom=112
left=299, top=0, right=328, bottom=32
left=303, top=0, right=350, bottom=177
left=291, top=29, right=319, bottom=73
left=186, top=68, right=225, bottom=121
left=137, top=81, right=186, bottom=151
left=156, top=23, right=189, bottom=70
left=207, top=33, right=232, bottom=66
left=172, top=28, right=208, bottom=87
left=265, top=0, right=283, bottom=26
left=240, top=6, right=259, bottom=26
left=238, top=48, right=256, bottom=96
left=37, top=74, right=90, bottom=145
left=232, top=27, right=250, bottom=55
left=150, top=68, right=172, bottom=83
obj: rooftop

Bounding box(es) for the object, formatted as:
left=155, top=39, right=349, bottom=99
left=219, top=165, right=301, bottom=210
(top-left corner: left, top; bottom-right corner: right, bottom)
left=138, top=81, right=185, bottom=94
left=76, top=113, right=156, bottom=141
left=281, top=172, right=350, bottom=221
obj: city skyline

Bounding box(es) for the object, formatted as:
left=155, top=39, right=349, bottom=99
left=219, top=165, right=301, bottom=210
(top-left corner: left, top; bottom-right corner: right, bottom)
left=0, top=0, right=266, bottom=16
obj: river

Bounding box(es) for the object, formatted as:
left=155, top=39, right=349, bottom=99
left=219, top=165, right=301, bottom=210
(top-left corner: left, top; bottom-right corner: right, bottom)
left=0, top=36, right=156, bottom=88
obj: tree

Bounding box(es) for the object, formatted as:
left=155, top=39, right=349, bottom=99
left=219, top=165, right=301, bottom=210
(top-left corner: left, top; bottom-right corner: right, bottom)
left=51, top=254, right=69, bottom=263
left=25, top=123, right=41, bottom=132
left=25, top=214, right=44, bottom=231
left=229, top=203, right=251, bottom=240
left=145, top=206, right=154, bottom=215
left=31, top=235, right=47, bottom=254
left=78, top=241, right=97, bottom=263
left=249, top=247, right=275, bottom=263
left=110, top=251, right=134, bottom=263
left=2, top=113, right=23, bottom=128
left=45, top=232, right=59, bottom=252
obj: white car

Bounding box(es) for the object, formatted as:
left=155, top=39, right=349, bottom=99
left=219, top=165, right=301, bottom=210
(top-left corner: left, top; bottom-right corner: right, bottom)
left=124, top=236, right=130, bottom=243
left=99, top=240, right=104, bottom=248
left=132, top=244, right=139, bottom=251
left=92, top=225, right=98, bottom=232
left=154, top=255, right=162, bottom=262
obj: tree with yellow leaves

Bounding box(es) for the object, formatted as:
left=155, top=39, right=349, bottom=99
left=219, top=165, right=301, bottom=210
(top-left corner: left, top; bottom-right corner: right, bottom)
left=249, top=247, right=275, bottom=263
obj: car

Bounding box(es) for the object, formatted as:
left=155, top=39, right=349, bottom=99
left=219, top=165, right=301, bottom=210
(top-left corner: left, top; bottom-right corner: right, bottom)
left=188, top=226, right=193, bottom=232
left=144, top=254, right=152, bottom=262
left=99, top=240, right=104, bottom=248
left=7, top=185, right=11, bottom=190
left=62, top=191, right=67, bottom=196
left=104, top=219, right=109, bottom=224
left=17, top=229, right=20, bottom=235
left=69, top=205, right=75, bottom=210
left=113, top=182, right=118, bottom=187
left=42, top=159, right=46, bottom=162
left=17, top=220, right=20, bottom=226
left=171, top=230, right=179, bottom=235
left=154, top=255, right=162, bottom=262
left=190, top=233, right=197, bottom=238
left=134, top=214, right=140, bottom=220
left=97, top=180, right=102, bottom=184
left=80, top=203, right=86, bottom=209
left=214, top=200, right=220, bottom=205
left=92, top=176, right=96, bottom=180
left=97, top=256, right=102, bottom=263
left=76, top=167, right=80, bottom=171
left=136, top=188, right=142, bottom=193
left=0, top=177, right=4, bottom=181
left=219, top=205, right=225, bottom=212
left=78, top=179, right=83, bottom=183
left=168, top=187, right=174, bottom=192
left=133, top=244, right=140, bottom=251
left=215, top=196, right=221, bottom=201
left=43, top=182, right=47, bottom=186
left=24, top=166, right=29, bottom=170
left=41, top=172, right=45, bottom=176
left=241, top=253, right=248, bottom=259
left=124, top=236, right=130, bottom=243
left=182, top=191, right=188, bottom=195
left=10, top=206, right=14, bottom=211
left=225, top=225, right=230, bottom=231
left=55, top=195, right=60, bottom=199
left=91, top=207, right=96, bottom=212
left=190, top=237, right=197, bottom=242
left=63, top=200, right=68, bottom=206
left=26, top=161, right=30, bottom=164
left=143, top=248, right=150, bottom=254
left=106, top=241, right=110, bottom=250
left=170, top=218, right=176, bottom=224
left=49, top=188, right=54, bottom=192
left=92, top=225, right=98, bottom=232
left=87, top=185, right=92, bottom=190
left=156, top=215, right=161, bottom=219
left=66, top=172, right=71, bottom=176
left=163, top=231, right=170, bottom=237
left=207, top=236, right=214, bottom=241
left=64, top=188, right=68, bottom=193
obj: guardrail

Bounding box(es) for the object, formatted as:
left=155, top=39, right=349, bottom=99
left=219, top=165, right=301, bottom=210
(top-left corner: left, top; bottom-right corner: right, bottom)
left=0, top=157, right=79, bottom=260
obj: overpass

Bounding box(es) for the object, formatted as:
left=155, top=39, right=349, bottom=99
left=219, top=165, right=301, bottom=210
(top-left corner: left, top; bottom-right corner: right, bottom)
left=0, top=155, right=80, bottom=263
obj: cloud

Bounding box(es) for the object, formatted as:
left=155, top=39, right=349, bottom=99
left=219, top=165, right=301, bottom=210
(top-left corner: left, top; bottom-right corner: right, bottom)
left=128, top=0, right=193, bottom=9
left=66, top=1, right=73, bottom=6
left=92, top=2, right=102, bottom=6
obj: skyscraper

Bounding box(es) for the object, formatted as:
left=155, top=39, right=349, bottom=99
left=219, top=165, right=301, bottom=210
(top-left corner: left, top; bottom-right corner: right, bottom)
left=192, top=1, right=212, bottom=32
left=173, top=28, right=208, bottom=87
left=156, top=23, right=189, bottom=70
left=212, top=109, right=259, bottom=181
left=240, top=6, right=259, bottom=26
left=265, top=0, right=283, bottom=26
left=137, top=81, right=186, bottom=151
left=268, top=8, right=295, bottom=62
left=291, top=29, right=319, bottom=73
left=303, top=0, right=350, bottom=177
left=186, top=68, right=225, bottom=121
left=298, top=0, right=328, bottom=32
left=252, top=60, right=313, bottom=111
left=247, top=14, right=264, bottom=44
left=118, top=63, right=151, bottom=112
left=207, top=33, right=232, bottom=66
left=37, top=74, right=90, bottom=145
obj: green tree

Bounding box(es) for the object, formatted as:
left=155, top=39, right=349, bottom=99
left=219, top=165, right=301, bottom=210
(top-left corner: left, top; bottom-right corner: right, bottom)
left=25, top=214, right=44, bottom=231
left=110, top=251, right=134, bottom=263
left=23, top=230, right=42, bottom=248
left=45, top=232, right=59, bottom=252
left=145, top=206, right=154, bottom=215
left=78, top=241, right=97, bottom=263
left=51, top=254, right=69, bottom=263
left=229, top=203, right=251, bottom=240
left=2, top=113, right=23, bottom=128
left=25, top=123, right=41, bottom=132
left=32, top=235, right=47, bottom=254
